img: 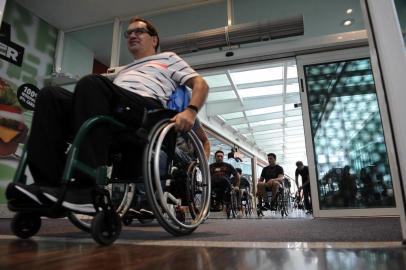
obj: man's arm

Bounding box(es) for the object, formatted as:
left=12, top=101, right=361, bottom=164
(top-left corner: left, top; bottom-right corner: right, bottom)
left=267, top=174, right=284, bottom=184
left=194, top=124, right=210, bottom=159
left=295, top=169, right=299, bottom=189
left=171, top=76, right=209, bottom=132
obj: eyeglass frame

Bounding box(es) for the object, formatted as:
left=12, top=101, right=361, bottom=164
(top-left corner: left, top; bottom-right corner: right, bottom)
left=124, top=28, right=152, bottom=39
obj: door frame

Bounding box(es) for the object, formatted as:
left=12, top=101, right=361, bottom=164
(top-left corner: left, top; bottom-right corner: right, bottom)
left=296, top=47, right=405, bottom=218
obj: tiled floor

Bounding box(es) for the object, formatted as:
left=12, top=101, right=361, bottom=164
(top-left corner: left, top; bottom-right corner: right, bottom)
left=0, top=235, right=405, bottom=270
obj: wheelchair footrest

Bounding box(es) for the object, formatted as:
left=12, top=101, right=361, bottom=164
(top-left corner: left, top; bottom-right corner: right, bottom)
left=8, top=200, right=67, bottom=218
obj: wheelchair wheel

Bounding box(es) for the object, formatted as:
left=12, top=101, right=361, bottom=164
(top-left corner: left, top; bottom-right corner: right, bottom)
left=91, top=211, right=121, bottom=246
left=11, top=213, right=41, bottom=239
left=68, top=181, right=136, bottom=232
left=143, top=120, right=211, bottom=236
left=229, top=190, right=239, bottom=218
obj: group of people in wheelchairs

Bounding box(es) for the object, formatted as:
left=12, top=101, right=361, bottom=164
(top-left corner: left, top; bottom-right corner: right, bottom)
left=208, top=151, right=293, bottom=219
left=209, top=150, right=254, bottom=218
left=4, top=17, right=306, bottom=246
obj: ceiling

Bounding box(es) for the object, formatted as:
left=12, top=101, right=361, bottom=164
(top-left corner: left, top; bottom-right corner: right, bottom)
left=13, top=0, right=218, bottom=30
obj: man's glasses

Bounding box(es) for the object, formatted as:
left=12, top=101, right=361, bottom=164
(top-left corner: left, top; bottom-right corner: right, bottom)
left=124, top=28, right=151, bottom=38
left=216, top=155, right=224, bottom=158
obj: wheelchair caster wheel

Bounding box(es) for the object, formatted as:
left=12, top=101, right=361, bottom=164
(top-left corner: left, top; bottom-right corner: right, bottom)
left=91, top=211, right=122, bottom=246
left=122, top=215, right=133, bottom=226
left=11, top=213, right=41, bottom=239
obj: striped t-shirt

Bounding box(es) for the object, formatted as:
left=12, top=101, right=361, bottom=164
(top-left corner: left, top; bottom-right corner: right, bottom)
left=113, top=52, right=199, bottom=106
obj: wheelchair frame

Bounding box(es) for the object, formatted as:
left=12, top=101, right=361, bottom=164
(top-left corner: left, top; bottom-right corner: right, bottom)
left=257, top=183, right=291, bottom=218
left=9, top=109, right=211, bottom=245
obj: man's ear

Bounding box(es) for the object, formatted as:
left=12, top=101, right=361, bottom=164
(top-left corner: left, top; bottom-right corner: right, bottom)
left=152, top=36, right=158, bottom=50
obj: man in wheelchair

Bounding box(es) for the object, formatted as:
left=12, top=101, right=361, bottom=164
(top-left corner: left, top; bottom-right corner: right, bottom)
left=256, top=153, right=285, bottom=212
left=209, top=150, right=240, bottom=211
left=6, top=17, right=209, bottom=214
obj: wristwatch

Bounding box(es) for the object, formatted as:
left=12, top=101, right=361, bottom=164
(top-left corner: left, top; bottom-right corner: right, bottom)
left=186, top=104, right=199, bottom=113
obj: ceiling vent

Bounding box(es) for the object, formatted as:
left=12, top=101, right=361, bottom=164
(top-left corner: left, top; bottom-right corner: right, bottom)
left=160, top=15, right=304, bottom=54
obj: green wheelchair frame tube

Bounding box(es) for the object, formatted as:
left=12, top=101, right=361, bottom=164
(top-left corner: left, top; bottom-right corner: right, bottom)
left=13, top=115, right=127, bottom=186
left=62, top=116, right=126, bottom=185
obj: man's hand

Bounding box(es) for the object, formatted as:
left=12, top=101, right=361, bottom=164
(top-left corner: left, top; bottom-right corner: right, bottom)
left=171, top=109, right=197, bottom=132
left=266, top=179, right=273, bottom=185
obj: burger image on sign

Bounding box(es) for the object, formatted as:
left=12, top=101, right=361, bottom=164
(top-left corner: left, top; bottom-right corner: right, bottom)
left=0, top=78, right=28, bottom=157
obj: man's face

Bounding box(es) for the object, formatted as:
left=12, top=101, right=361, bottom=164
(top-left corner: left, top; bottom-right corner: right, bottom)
left=297, top=164, right=304, bottom=170
left=125, top=21, right=157, bottom=58
left=267, top=155, right=276, bottom=166
left=215, top=152, right=224, bottom=163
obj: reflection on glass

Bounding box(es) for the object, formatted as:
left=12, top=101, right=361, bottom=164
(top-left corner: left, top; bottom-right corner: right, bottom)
left=304, top=58, right=395, bottom=209
left=394, top=0, right=406, bottom=50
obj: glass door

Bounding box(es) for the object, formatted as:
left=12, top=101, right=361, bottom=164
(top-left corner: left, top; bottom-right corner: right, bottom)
left=297, top=47, right=404, bottom=217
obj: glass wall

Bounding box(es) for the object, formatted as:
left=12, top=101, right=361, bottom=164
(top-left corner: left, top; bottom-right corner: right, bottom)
left=394, top=0, right=406, bottom=50
left=64, top=23, right=113, bottom=76
left=304, top=58, right=396, bottom=209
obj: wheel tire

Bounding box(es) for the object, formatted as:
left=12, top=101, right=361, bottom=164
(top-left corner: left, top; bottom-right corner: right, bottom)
left=143, top=120, right=196, bottom=236
left=11, top=213, right=41, bottom=239
left=91, top=212, right=122, bottom=246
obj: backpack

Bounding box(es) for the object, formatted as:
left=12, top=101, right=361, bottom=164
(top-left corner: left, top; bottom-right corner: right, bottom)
left=167, top=85, right=191, bottom=112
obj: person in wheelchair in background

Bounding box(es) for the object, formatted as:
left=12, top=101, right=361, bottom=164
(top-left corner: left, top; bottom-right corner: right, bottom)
left=256, top=153, right=284, bottom=212
left=209, top=150, right=240, bottom=211
left=231, top=168, right=251, bottom=201
left=6, top=17, right=209, bottom=214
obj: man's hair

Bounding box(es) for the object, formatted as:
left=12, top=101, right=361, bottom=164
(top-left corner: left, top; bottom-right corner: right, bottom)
left=267, top=153, right=276, bottom=159
left=296, top=161, right=303, bottom=167
left=128, top=17, right=160, bottom=52
left=236, top=168, right=242, bottom=174
left=215, top=150, right=224, bottom=156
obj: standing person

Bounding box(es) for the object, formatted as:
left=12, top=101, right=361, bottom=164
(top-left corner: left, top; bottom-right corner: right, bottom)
left=295, top=161, right=312, bottom=214
left=256, top=153, right=284, bottom=211
left=7, top=17, right=209, bottom=213
left=340, top=165, right=357, bottom=207
left=209, top=150, right=240, bottom=209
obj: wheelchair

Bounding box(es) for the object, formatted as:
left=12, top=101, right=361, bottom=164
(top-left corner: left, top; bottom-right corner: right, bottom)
left=210, top=185, right=239, bottom=219
left=257, top=179, right=291, bottom=218
left=240, top=187, right=253, bottom=217
left=7, top=108, right=211, bottom=245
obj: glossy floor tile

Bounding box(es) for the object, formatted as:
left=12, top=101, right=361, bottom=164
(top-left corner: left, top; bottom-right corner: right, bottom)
left=0, top=237, right=405, bottom=270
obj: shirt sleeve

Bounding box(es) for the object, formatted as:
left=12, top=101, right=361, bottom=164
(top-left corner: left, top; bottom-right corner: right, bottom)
left=278, top=166, right=285, bottom=176
left=167, top=53, right=199, bottom=85
left=260, top=167, right=266, bottom=179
